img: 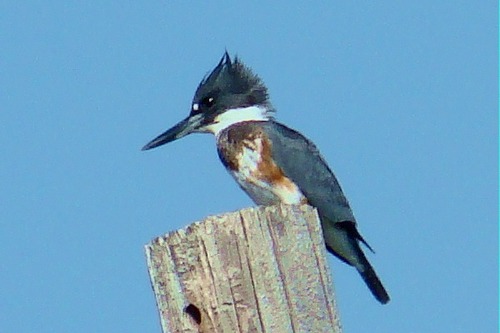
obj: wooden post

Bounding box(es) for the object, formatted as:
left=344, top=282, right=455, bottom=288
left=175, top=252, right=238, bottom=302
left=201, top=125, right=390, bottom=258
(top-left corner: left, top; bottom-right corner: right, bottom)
left=145, top=204, right=342, bottom=333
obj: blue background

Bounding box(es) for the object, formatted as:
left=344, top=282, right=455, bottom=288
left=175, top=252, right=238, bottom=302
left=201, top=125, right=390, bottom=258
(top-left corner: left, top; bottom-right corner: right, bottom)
left=1, top=1, right=497, bottom=332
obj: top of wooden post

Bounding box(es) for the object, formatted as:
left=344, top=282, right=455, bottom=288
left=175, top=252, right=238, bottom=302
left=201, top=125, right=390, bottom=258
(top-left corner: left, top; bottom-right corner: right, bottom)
left=145, top=204, right=342, bottom=333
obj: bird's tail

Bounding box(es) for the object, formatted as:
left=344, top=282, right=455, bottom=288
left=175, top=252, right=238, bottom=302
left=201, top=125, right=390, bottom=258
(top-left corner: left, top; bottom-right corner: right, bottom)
left=323, top=221, right=390, bottom=304
left=355, top=251, right=390, bottom=304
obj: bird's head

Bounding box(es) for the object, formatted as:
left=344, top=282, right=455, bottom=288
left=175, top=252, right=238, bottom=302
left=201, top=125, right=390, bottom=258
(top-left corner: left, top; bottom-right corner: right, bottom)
left=142, top=52, right=274, bottom=151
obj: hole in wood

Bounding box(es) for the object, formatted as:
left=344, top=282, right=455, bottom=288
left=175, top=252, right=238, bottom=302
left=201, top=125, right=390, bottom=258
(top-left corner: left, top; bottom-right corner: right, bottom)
left=185, top=304, right=202, bottom=325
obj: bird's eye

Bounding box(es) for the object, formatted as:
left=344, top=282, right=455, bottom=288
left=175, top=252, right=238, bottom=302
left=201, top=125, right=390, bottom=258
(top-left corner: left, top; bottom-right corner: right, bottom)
left=201, top=96, right=215, bottom=108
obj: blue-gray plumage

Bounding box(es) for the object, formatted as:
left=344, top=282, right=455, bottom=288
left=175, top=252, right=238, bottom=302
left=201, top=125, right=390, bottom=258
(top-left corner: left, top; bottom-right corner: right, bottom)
left=142, top=52, right=390, bottom=304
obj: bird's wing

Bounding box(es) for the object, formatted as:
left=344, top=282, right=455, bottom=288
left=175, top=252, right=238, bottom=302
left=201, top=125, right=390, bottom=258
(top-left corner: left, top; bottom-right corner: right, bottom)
left=264, top=122, right=389, bottom=303
left=264, top=121, right=356, bottom=224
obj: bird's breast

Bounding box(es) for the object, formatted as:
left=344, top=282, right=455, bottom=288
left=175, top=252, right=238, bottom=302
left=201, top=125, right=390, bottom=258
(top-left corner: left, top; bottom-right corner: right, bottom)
left=217, top=123, right=307, bottom=206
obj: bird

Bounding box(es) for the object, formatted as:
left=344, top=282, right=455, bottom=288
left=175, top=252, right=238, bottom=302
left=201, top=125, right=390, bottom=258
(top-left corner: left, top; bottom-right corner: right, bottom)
left=142, top=52, right=390, bottom=304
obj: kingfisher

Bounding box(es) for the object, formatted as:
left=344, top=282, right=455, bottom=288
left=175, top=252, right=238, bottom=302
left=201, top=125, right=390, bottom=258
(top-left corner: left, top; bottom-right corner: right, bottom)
left=142, top=52, right=390, bottom=304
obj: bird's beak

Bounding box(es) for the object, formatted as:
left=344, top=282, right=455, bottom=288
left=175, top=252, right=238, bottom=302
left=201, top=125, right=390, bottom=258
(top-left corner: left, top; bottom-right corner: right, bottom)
left=142, top=114, right=203, bottom=151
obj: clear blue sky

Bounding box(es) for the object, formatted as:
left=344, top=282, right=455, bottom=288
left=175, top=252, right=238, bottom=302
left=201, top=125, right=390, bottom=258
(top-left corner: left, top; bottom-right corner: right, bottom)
left=1, top=2, right=497, bottom=332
